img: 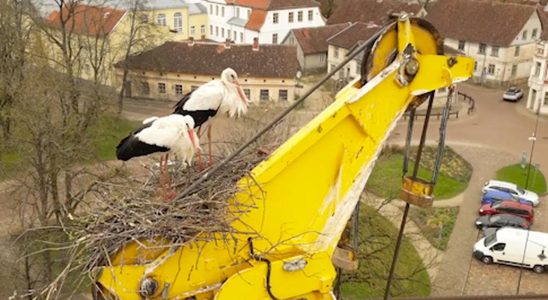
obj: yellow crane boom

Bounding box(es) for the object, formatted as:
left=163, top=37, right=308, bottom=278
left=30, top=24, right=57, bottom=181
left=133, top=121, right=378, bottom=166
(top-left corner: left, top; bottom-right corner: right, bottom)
left=94, top=16, right=473, bottom=299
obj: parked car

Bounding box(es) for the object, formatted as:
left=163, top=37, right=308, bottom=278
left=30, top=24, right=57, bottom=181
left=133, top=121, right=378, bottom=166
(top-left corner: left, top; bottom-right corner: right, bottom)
left=482, top=179, right=539, bottom=206
left=475, top=213, right=530, bottom=230
left=473, top=228, right=548, bottom=273
left=478, top=200, right=534, bottom=223
left=502, top=87, right=524, bottom=101
left=481, top=190, right=533, bottom=206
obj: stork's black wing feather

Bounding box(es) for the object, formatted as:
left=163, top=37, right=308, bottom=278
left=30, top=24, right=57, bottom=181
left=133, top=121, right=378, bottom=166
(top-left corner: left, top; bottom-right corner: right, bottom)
left=115, top=121, right=169, bottom=161
left=172, top=90, right=217, bottom=128
left=173, top=91, right=194, bottom=114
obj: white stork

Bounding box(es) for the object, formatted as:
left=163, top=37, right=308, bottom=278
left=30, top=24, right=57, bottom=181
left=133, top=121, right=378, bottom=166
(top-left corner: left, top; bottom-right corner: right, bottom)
left=173, top=68, right=249, bottom=167
left=116, top=114, right=199, bottom=202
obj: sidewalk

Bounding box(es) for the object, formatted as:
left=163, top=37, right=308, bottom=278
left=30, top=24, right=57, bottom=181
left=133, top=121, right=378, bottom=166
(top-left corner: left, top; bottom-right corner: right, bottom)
left=364, top=194, right=443, bottom=283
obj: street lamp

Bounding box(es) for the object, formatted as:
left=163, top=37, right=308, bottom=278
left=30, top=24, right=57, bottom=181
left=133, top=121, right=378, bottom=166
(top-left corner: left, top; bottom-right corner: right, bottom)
left=525, top=101, right=541, bottom=189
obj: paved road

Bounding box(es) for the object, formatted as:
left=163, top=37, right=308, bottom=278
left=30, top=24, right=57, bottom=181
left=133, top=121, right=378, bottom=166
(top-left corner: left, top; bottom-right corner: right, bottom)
left=386, top=82, right=548, bottom=296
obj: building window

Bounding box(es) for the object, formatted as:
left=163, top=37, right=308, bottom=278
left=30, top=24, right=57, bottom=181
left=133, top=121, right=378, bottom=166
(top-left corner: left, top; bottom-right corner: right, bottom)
left=288, top=12, right=294, bottom=23
left=515, top=45, right=520, bottom=56
left=533, top=28, right=538, bottom=38
left=260, top=89, right=269, bottom=101
left=523, top=30, right=527, bottom=40
left=330, top=64, right=336, bottom=72
left=273, top=12, right=279, bottom=24
left=175, top=84, right=183, bottom=95
left=201, top=25, right=205, bottom=34
left=215, top=5, right=218, bottom=16
left=209, top=4, right=212, bottom=13
left=157, top=14, right=166, bottom=26
left=158, top=82, right=166, bottom=94
left=487, top=64, right=495, bottom=75
left=532, top=89, right=537, bottom=106
left=474, top=61, right=477, bottom=71
left=355, top=63, right=360, bottom=75
left=221, top=6, right=225, bottom=17
left=491, top=46, right=499, bottom=57
left=308, top=10, right=313, bottom=21
left=228, top=29, right=231, bottom=39
left=248, top=9, right=251, bottom=18
left=334, top=47, right=339, bottom=58
left=478, top=43, right=486, bottom=54
left=236, top=7, right=240, bottom=18
left=174, top=12, right=182, bottom=32
left=243, top=88, right=251, bottom=100
left=141, top=14, right=148, bottom=23
left=215, top=26, right=219, bottom=36
left=240, top=32, right=243, bottom=43
left=511, top=64, right=517, bottom=76
left=535, top=62, right=541, bottom=76
left=279, top=89, right=288, bottom=101
left=221, top=28, right=225, bottom=38
left=544, top=92, right=548, bottom=105
left=298, top=11, right=303, bottom=22
left=272, top=33, right=278, bottom=44
left=458, top=40, right=465, bottom=50
left=191, top=26, right=196, bottom=35
left=210, top=25, right=213, bottom=35
left=141, top=82, right=150, bottom=95
left=320, top=54, right=325, bottom=62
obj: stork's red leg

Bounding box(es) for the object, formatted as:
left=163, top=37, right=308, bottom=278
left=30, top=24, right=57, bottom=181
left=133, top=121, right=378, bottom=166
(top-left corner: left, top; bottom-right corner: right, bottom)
left=195, top=126, right=205, bottom=170
left=159, top=154, right=176, bottom=202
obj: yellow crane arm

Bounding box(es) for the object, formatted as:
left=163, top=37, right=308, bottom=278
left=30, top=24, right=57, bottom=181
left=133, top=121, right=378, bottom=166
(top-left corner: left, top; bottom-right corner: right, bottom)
left=95, top=16, right=473, bottom=300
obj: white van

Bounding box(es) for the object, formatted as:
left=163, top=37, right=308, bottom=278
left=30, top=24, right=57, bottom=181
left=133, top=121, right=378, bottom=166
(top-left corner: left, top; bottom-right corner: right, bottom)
left=473, top=227, right=548, bottom=273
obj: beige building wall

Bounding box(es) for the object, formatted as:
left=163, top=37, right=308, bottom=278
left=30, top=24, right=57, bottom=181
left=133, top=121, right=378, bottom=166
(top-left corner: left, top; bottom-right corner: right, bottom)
left=143, top=6, right=208, bottom=41
left=119, top=69, right=296, bottom=104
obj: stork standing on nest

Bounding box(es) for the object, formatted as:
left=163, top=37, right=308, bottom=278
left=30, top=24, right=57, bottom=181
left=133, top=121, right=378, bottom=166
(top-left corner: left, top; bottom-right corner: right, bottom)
left=116, top=114, right=199, bottom=202
left=173, top=68, right=249, bottom=167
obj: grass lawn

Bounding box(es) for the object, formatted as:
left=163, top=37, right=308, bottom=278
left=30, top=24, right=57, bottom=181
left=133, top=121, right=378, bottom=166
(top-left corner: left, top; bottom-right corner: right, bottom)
left=341, top=205, right=431, bottom=299
left=93, top=116, right=140, bottom=161
left=366, top=151, right=468, bottom=200
left=0, top=116, right=139, bottom=180
left=496, top=163, right=547, bottom=194
left=409, top=207, right=459, bottom=250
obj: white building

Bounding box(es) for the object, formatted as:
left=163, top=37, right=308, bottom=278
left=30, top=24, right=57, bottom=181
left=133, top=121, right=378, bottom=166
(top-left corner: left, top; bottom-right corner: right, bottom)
left=527, top=39, right=548, bottom=115
left=200, top=0, right=325, bottom=44
left=326, top=22, right=381, bottom=82
left=426, top=0, right=541, bottom=86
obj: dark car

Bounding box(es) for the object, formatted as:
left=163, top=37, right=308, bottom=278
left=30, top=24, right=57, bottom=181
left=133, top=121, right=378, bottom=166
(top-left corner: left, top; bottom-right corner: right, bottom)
left=478, top=200, right=534, bottom=223
left=502, top=87, right=524, bottom=101
left=475, top=213, right=530, bottom=230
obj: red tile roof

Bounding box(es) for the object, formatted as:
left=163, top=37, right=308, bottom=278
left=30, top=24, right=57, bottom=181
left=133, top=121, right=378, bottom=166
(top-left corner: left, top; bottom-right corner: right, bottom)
left=45, top=4, right=126, bottom=37
left=327, top=22, right=381, bottom=49
left=116, top=41, right=299, bottom=79
left=426, top=0, right=537, bottom=46
left=246, top=9, right=267, bottom=31
left=290, top=23, right=352, bottom=54
left=327, top=0, right=421, bottom=25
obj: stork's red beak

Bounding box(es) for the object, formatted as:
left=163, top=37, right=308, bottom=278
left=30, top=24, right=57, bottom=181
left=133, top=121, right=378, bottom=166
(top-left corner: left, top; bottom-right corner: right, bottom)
left=188, top=129, right=198, bottom=149
left=234, top=80, right=249, bottom=105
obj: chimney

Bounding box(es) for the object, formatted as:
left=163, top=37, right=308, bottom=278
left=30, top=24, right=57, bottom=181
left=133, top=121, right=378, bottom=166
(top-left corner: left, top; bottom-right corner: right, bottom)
left=225, top=38, right=231, bottom=49
left=188, top=37, right=194, bottom=46
left=252, top=37, right=259, bottom=51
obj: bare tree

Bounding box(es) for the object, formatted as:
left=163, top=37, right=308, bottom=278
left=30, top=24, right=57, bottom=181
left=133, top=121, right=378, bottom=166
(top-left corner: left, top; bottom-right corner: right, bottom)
left=0, top=0, right=32, bottom=143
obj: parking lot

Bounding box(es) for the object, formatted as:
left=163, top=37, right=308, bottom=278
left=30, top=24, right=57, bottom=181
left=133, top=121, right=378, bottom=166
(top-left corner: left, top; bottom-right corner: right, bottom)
left=389, top=82, right=548, bottom=296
